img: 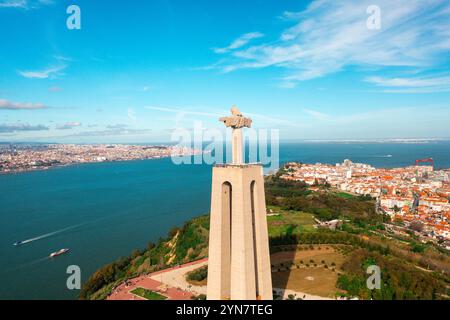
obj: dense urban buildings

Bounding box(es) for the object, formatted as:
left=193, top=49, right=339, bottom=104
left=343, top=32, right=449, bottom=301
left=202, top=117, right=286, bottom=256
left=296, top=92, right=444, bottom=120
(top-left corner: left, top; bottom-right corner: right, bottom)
left=0, top=144, right=198, bottom=174
left=281, top=160, right=450, bottom=241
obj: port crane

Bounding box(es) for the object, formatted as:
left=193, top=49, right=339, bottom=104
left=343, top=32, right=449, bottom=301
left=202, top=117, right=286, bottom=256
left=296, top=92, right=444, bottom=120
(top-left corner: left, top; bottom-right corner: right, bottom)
left=415, top=158, right=434, bottom=169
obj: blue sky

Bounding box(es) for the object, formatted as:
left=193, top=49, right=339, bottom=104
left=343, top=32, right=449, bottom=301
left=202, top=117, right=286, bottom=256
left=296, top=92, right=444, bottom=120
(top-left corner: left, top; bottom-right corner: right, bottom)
left=1, top=0, right=450, bottom=142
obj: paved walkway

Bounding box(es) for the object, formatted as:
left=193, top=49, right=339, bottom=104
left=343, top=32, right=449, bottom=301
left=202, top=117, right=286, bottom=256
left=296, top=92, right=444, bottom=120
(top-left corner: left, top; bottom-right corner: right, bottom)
left=108, top=257, right=336, bottom=300
left=149, top=259, right=208, bottom=295
left=107, top=258, right=208, bottom=300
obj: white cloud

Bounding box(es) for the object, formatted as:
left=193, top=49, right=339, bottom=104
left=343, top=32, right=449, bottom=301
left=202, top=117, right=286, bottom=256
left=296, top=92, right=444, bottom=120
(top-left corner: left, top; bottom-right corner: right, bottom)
left=303, top=109, right=331, bottom=121
left=213, top=32, right=264, bottom=54
left=0, top=0, right=26, bottom=8
left=18, top=65, right=66, bottom=79
left=144, top=106, right=223, bottom=118
left=106, top=123, right=128, bottom=129
left=365, top=75, right=450, bottom=93
left=0, top=98, right=47, bottom=110
left=284, top=106, right=450, bottom=139
left=0, top=123, right=49, bottom=133
left=65, top=127, right=151, bottom=138
left=127, top=108, right=137, bottom=121
left=144, top=105, right=296, bottom=127
left=212, top=0, right=450, bottom=87
left=54, top=55, right=73, bottom=62
left=0, top=0, right=53, bottom=9
left=48, top=86, right=62, bottom=92
left=56, top=122, right=81, bottom=130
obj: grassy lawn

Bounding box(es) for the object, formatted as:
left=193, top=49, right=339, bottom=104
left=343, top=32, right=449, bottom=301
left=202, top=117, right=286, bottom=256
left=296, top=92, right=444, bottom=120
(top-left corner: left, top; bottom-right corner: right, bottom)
left=267, top=208, right=316, bottom=237
left=335, top=192, right=355, bottom=199
left=270, top=246, right=345, bottom=268
left=272, top=267, right=340, bottom=298
left=271, top=246, right=345, bottom=298
left=130, top=287, right=167, bottom=300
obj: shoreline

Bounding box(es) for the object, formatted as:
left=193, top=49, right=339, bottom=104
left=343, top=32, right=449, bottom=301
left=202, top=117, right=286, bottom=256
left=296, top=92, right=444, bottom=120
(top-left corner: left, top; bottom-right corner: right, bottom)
left=0, top=155, right=174, bottom=176
left=0, top=143, right=200, bottom=176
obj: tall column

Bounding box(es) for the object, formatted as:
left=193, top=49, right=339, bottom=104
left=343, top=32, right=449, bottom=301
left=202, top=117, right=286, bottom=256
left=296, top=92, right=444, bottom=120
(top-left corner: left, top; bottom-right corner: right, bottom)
left=230, top=172, right=257, bottom=299
left=207, top=171, right=232, bottom=300
left=232, top=128, right=243, bottom=165
left=252, top=169, right=273, bottom=300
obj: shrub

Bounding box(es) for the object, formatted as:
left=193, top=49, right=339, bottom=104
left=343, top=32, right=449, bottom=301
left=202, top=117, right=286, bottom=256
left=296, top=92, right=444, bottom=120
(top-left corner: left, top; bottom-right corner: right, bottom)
left=186, top=266, right=208, bottom=282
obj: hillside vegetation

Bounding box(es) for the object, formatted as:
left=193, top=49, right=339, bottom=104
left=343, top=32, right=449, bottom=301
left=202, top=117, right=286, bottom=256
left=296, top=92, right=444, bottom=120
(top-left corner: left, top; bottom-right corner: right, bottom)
left=79, top=215, right=209, bottom=300
left=265, top=174, right=384, bottom=224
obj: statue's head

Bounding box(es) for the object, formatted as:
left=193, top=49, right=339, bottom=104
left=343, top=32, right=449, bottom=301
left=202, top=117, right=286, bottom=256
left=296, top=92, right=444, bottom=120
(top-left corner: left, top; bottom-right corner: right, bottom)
left=231, top=106, right=242, bottom=117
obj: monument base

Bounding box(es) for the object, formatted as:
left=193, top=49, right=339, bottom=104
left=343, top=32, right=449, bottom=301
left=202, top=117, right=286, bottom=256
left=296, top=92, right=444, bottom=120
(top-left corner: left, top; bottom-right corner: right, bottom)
left=207, top=164, right=273, bottom=300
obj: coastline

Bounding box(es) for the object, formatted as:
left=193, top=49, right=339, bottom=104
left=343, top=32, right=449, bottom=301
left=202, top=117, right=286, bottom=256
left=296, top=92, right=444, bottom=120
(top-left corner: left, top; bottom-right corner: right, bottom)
left=0, top=155, right=173, bottom=176
left=0, top=143, right=202, bottom=176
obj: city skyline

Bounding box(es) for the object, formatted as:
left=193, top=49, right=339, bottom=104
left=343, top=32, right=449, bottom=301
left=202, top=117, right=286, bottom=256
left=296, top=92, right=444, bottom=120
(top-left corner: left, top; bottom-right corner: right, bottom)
left=1, top=0, right=450, bottom=143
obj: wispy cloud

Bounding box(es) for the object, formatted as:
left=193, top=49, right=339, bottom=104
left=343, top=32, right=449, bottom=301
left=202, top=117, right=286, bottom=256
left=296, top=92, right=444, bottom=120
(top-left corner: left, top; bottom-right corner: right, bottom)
left=0, top=123, right=49, bottom=133
left=145, top=106, right=223, bottom=118
left=56, top=122, right=81, bottom=130
left=127, top=108, right=137, bottom=121
left=18, top=65, right=66, bottom=79
left=365, top=75, right=450, bottom=93
left=0, top=98, right=48, bottom=110
left=141, top=86, right=152, bottom=92
left=145, top=106, right=222, bottom=128
left=48, top=86, right=62, bottom=92
left=212, top=0, right=450, bottom=88
left=63, top=127, right=151, bottom=138
left=53, top=55, right=73, bottom=62
left=0, top=0, right=27, bottom=8
left=213, top=32, right=264, bottom=54
left=106, top=123, right=129, bottom=129
left=0, top=0, right=53, bottom=9
left=303, top=109, right=331, bottom=120
left=145, top=105, right=297, bottom=127
left=284, top=106, right=450, bottom=139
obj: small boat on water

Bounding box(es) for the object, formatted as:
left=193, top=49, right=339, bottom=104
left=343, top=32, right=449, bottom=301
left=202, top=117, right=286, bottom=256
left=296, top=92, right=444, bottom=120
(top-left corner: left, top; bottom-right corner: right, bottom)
left=13, top=241, right=24, bottom=246
left=50, top=248, right=70, bottom=258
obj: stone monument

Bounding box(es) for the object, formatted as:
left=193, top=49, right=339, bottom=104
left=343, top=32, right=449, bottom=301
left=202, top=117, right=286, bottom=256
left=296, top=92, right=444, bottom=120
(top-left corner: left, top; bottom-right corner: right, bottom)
left=207, top=106, right=273, bottom=300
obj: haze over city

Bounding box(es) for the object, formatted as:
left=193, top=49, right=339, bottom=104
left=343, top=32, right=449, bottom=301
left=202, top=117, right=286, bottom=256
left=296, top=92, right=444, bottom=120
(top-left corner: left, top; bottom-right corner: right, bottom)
left=1, top=0, right=450, bottom=143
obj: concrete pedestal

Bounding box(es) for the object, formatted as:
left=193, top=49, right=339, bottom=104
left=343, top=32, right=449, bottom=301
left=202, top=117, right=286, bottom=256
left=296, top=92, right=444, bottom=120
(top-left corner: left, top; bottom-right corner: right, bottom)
left=207, top=164, right=273, bottom=300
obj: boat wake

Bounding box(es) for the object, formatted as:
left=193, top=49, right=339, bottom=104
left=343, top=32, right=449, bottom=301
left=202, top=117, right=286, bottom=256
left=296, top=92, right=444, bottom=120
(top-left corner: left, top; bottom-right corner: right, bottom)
left=0, top=256, right=50, bottom=275
left=373, top=155, right=393, bottom=158
left=13, top=223, right=84, bottom=246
